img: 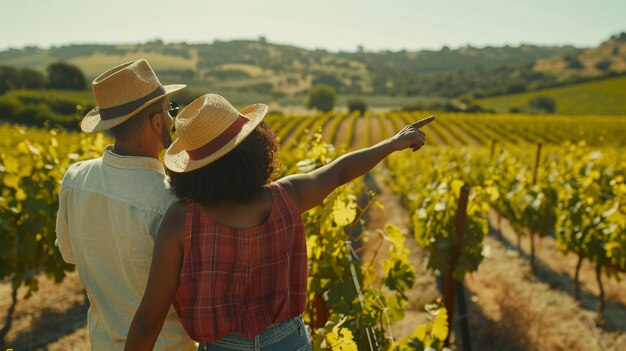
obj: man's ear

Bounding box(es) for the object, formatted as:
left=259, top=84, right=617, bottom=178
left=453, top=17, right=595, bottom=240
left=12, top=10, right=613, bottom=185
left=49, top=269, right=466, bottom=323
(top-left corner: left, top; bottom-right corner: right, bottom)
left=150, top=112, right=163, bottom=134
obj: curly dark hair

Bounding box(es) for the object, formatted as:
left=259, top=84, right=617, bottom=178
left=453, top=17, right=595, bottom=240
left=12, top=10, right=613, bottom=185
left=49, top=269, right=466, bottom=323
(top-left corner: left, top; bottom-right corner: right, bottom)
left=168, top=121, right=280, bottom=206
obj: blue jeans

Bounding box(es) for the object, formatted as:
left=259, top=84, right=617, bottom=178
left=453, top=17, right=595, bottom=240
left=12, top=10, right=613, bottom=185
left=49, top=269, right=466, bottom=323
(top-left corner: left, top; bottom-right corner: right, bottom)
left=198, top=317, right=312, bottom=351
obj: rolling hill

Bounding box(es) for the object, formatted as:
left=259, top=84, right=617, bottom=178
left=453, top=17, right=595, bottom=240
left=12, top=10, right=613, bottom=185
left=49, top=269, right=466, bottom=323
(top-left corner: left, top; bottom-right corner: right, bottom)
left=0, top=33, right=623, bottom=99
left=475, top=75, right=626, bottom=115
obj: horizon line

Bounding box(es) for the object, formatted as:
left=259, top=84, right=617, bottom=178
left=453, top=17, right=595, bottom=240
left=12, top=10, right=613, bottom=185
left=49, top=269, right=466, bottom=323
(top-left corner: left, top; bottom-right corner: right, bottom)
left=2, top=33, right=624, bottom=55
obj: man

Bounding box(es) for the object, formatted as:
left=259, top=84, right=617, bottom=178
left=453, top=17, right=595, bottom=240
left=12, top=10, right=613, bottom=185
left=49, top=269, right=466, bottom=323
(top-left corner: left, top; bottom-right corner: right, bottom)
left=55, top=59, right=196, bottom=350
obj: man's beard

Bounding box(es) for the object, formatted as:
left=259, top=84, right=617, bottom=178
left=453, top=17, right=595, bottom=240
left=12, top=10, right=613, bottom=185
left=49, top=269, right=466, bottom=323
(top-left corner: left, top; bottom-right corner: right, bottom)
left=161, top=130, right=173, bottom=149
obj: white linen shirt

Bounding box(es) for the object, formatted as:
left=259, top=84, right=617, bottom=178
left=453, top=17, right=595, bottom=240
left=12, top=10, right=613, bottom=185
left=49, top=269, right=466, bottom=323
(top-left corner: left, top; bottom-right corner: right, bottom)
left=55, top=146, right=195, bottom=351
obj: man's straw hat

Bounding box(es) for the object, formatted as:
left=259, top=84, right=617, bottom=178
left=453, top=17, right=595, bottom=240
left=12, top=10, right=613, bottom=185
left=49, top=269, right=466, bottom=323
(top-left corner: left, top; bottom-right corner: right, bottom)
left=81, top=59, right=185, bottom=133
left=164, top=94, right=268, bottom=173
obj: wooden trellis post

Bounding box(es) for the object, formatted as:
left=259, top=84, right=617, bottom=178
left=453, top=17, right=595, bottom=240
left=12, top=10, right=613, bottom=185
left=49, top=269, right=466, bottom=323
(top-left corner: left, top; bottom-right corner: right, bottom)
left=443, top=185, right=471, bottom=350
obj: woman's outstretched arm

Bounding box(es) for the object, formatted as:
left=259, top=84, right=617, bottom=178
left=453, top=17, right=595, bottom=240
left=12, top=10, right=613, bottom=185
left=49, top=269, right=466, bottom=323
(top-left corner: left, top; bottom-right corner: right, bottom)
left=125, top=201, right=186, bottom=351
left=278, top=116, right=434, bottom=212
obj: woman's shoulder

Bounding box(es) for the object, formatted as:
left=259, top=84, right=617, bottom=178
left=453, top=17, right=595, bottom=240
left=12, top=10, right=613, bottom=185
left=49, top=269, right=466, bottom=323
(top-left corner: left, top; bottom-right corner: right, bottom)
left=269, top=180, right=292, bottom=198
left=270, top=180, right=301, bottom=213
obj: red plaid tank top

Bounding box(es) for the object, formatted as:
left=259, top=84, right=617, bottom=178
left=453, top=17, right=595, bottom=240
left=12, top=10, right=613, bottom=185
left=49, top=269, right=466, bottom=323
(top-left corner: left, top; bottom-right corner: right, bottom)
left=172, top=182, right=307, bottom=343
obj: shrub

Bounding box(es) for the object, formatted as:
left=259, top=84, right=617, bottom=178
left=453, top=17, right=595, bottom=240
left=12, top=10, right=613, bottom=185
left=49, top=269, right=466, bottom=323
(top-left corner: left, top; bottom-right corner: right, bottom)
left=306, top=85, right=336, bottom=112
left=0, top=96, right=20, bottom=119
left=563, top=55, right=584, bottom=70
left=0, top=90, right=91, bottom=129
left=47, top=62, right=86, bottom=90
left=595, top=60, right=611, bottom=71
left=347, top=97, right=367, bottom=115
left=528, top=96, right=556, bottom=113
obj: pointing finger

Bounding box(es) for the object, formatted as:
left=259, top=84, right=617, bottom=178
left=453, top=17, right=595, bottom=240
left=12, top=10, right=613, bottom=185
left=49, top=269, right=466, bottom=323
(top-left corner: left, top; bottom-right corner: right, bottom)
left=411, top=115, right=435, bottom=129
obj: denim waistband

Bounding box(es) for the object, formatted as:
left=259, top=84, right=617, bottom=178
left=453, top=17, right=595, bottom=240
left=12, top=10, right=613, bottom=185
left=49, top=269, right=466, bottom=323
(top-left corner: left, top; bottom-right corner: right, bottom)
left=200, top=317, right=309, bottom=351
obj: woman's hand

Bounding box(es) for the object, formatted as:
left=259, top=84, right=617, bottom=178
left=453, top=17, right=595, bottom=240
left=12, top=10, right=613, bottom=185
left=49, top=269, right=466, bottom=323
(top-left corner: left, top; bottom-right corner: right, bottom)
left=391, top=115, right=435, bottom=151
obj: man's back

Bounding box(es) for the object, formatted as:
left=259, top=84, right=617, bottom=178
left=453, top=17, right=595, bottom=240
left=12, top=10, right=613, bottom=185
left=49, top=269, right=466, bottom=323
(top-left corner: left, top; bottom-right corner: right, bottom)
left=56, top=147, right=195, bottom=350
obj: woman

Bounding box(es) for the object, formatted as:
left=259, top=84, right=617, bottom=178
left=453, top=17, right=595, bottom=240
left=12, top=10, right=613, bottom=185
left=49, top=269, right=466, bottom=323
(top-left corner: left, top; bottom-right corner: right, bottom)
left=125, top=94, right=433, bottom=350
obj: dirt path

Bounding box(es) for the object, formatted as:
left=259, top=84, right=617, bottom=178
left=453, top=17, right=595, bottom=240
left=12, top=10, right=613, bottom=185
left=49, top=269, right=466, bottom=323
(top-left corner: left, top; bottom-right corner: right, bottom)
left=431, top=122, right=461, bottom=146
left=446, top=123, right=482, bottom=147
left=464, top=211, right=626, bottom=350
left=490, top=210, right=626, bottom=309
left=369, top=115, right=383, bottom=145
left=322, top=116, right=340, bottom=144
left=1, top=272, right=88, bottom=350
left=379, top=116, right=396, bottom=139
left=360, top=166, right=439, bottom=342
left=332, top=116, right=354, bottom=151
left=421, top=125, right=445, bottom=147
left=352, top=116, right=368, bottom=150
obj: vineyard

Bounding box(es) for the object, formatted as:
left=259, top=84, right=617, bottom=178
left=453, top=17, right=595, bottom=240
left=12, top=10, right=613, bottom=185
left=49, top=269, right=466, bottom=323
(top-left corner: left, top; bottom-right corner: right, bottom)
left=475, top=75, right=626, bottom=115
left=1, top=111, right=625, bottom=350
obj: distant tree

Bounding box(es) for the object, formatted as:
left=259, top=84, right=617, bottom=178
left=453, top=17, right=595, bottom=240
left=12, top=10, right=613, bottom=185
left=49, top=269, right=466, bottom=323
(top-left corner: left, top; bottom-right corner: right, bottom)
left=19, top=68, right=45, bottom=89
left=246, top=82, right=273, bottom=93
left=258, top=35, right=267, bottom=44
left=0, top=96, right=20, bottom=119
left=347, top=97, right=367, bottom=115
left=46, top=62, right=86, bottom=90
left=506, top=83, right=526, bottom=94
left=442, top=102, right=458, bottom=112
left=0, top=67, right=45, bottom=95
left=312, top=74, right=344, bottom=92
left=0, top=66, right=19, bottom=95
left=595, top=59, right=611, bottom=71
left=306, top=85, right=336, bottom=112
left=528, top=95, right=556, bottom=113
left=147, top=38, right=164, bottom=45
left=563, top=55, right=584, bottom=69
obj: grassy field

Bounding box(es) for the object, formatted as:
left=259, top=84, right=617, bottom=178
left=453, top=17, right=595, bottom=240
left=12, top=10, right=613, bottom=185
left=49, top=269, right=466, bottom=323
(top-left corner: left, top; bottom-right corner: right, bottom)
left=475, top=75, right=626, bottom=114
left=69, top=52, right=198, bottom=78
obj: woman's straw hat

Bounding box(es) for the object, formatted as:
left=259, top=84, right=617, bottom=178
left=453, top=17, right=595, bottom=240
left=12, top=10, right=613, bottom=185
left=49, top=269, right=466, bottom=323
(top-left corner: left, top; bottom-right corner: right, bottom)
left=81, top=59, right=186, bottom=133
left=164, top=94, right=268, bottom=173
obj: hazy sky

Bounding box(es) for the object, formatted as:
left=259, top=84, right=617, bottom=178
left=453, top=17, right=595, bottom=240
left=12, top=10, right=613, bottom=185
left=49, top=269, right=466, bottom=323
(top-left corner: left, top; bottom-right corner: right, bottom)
left=2, top=0, right=625, bottom=52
